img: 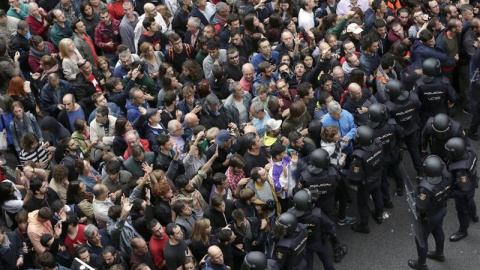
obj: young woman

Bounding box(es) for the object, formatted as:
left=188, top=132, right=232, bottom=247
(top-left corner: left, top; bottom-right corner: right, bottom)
left=15, top=160, right=48, bottom=190
left=95, top=56, right=114, bottom=89
left=183, top=134, right=207, bottom=179
left=80, top=1, right=101, bottom=46
left=189, top=218, right=213, bottom=263
left=75, top=158, right=101, bottom=194
left=71, top=118, right=97, bottom=160
left=276, top=0, right=298, bottom=22
left=0, top=181, right=32, bottom=229
left=7, top=76, right=38, bottom=116
left=66, top=180, right=94, bottom=223
left=112, top=117, right=133, bottom=157
left=243, top=13, right=265, bottom=36
left=10, top=102, right=43, bottom=154
left=59, top=38, right=84, bottom=81
left=179, top=60, right=203, bottom=85
left=140, top=42, right=164, bottom=80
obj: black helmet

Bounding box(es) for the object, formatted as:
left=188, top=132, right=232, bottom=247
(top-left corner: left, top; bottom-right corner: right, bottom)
left=445, top=137, right=466, bottom=161
left=368, top=103, right=388, bottom=128
left=423, top=155, right=444, bottom=178
left=310, top=149, right=330, bottom=169
left=276, top=212, right=298, bottom=235
left=422, top=58, right=441, bottom=77
left=431, top=113, right=451, bottom=140
left=386, top=80, right=409, bottom=102
left=355, top=126, right=374, bottom=147
left=292, top=189, right=314, bottom=212
left=241, top=251, right=268, bottom=270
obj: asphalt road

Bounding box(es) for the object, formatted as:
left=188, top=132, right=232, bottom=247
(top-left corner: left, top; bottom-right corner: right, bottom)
left=323, top=108, right=480, bottom=270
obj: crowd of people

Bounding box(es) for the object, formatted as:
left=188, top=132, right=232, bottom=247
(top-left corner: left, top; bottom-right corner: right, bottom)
left=0, top=0, right=480, bottom=269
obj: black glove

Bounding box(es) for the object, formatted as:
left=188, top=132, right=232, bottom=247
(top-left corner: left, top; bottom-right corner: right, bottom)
left=421, top=214, right=429, bottom=226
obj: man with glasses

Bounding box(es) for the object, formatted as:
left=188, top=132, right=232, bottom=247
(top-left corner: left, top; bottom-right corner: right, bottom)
left=224, top=46, right=246, bottom=81
left=126, top=87, right=150, bottom=123
left=130, top=237, right=156, bottom=270
left=165, top=33, right=194, bottom=72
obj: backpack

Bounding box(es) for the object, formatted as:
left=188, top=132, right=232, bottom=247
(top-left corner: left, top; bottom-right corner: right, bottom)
left=168, top=43, right=191, bottom=61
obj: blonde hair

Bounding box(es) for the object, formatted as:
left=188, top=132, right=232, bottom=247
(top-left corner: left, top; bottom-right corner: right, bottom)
left=190, top=218, right=211, bottom=245
left=206, top=127, right=220, bottom=144
left=58, top=38, right=74, bottom=59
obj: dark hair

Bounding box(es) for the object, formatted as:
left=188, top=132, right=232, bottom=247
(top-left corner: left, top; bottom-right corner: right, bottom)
left=114, top=117, right=129, bottom=135
left=106, top=161, right=121, bottom=175
left=374, top=18, right=386, bottom=29
left=163, top=90, right=177, bottom=106
left=38, top=252, right=56, bottom=268
left=131, top=144, right=145, bottom=158
left=210, top=194, right=224, bottom=207
left=30, top=179, right=44, bottom=194
left=38, top=207, right=54, bottom=220
left=172, top=199, right=187, bottom=215
left=270, top=142, right=286, bottom=159
left=74, top=158, right=87, bottom=174
left=212, top=172, right=227, bottom=186
left=20, top=133, right=39, bottom=152
left=361, top=34, right=379, bottom=51
left=97, top=105, right=109, bottom=117
left=218, top=228, right=233, bottom=244
left=165, top=223, right=178, bottom=237
left=142, top=16, right=156, bottom=30
left=348, top=68, right=366, bottom=86
left=157, top=134, right=170, bottom=148
left=380, top=53, right=395, bottom=69
left=419, top=29, right=434, bottom=43
left=207, top=39, right=221, bottom=50
left=175, top=175, right=190, bottom=189
left=66, top=180, right=88, bottom=204
left=297, top=82, right=312, bottom=98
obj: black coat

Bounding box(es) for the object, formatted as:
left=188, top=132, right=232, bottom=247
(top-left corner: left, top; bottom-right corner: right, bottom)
left=0, top=232, right=23, bottom=270
left=73, top=71, right=99, bottom=115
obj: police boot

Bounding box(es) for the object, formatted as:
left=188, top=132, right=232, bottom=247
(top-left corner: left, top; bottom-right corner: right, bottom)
left=472, top=214, right=479, bottom=223
left=407, top=259, right=428, bottom=270
left=426, top=251, right=445, bottom=262
left=450, top=231, right=468, bottom=242
left=466, top=127, right=479, bottom=141
left=351, top=223, right=370, bottom=234
left=333, top=243, right=348, bottom=263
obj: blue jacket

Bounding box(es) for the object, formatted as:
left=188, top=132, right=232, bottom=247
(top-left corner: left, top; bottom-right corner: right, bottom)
left=10, top=113, right=44, bottom=153
left=250, top=51, right=279, bottom=72
left=0, top=112, right=13, bottom=145
left=40, top=80, right=73, bottom=114
left=88, top=102, right=125, bottom=123
left=321, top=109, right=357, bottom=154
left=410, top=39, right=457, bottom=67
left=126, top=99, right=150, bottom=123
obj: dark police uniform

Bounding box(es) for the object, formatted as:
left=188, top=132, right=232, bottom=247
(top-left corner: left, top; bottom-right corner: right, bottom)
left=299, top=166, right=340, bottom=217
left=272, top=224, right=309, bottom=270
left=385, top=92, right=423, bottom=174
left=467, top=47, right=480, bottom=139
left=447, top=147, right=478, bottom=234
left=415, top=170, right=452, bottom=264
left=371, top=118, right=404, bottom=203
left=413, top=77, right=456, bottom=124
left=421, top=117, right=467, bottom=159
left=347, top=138, right=384, bottom=225
left=288, top=207, right=337, bottom=270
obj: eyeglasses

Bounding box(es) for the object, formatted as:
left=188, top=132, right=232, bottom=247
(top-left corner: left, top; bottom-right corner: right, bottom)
left=229, top=54, right=239, bottom=60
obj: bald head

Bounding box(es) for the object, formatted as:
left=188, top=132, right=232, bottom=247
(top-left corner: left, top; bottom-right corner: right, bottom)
left=243, top=125, right=257, bottom=134
left=208, top=245, right=224, bottom=265
left=242, top=63, right=255, bottom=82
left=184, top=113, right=199, bottom=128
left=348, top=83, right=362, bottom=101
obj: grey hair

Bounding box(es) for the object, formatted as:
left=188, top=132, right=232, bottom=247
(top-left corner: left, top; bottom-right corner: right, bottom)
left=216, top=2, right=229, bottom=13
left=250, top=101, right=264, bottom=114
left=229, top=81, right=241, bottom=93
left=125, top=129, right=140, bottom=140
left=205, top=93, right=221, bottom=106
left=84, top=224, right=98, bottom=238
left=327, top=101, right=342, bottom=113
left=188, top=17, right=201, bottom=29
left=118, top=48, right=131, bottom=59
left=167, top=120, right=181, bottom=133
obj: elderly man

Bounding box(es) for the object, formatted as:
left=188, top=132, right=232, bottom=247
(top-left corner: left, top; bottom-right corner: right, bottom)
left=321, top=101, right=357, bottom=154
left=275, top=30, right=296, bottom=55
left=202, top=245, right=228, bottom=270
left=8, top=20, right=30, bottom=74
left=58, top=93, right=86, bottom=133
left=167, top=119, right=186, bottom=157
left=200, top=94, right=230, bottom=130
left=130, top=237, right=156, bottom=270
left=7, top=0, right=29, bottom=20
left=26, top=2, right=48, bottom=40
left=126, top=87, right=150, bottom=123
left=184, top=17, right=202, bottom=50
left=84, top=224, right=110, bottom=256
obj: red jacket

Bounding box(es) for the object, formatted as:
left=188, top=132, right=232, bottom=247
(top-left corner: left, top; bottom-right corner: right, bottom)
left=26, top=14, right=48, bottom=40
left=107, top=1, right=127, bottom=20
left=94, top=19, right=121, bottom=54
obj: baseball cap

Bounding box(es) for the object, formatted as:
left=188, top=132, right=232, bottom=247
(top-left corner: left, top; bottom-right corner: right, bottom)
left=265, top=119, right=282, bottom=131
left=347, top=23, right=363, bottom=34
left=215, top=129, right=231, bottom=147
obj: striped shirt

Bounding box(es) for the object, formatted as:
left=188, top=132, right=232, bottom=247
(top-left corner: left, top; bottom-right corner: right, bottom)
left=19, top=144, right=49, bottom=167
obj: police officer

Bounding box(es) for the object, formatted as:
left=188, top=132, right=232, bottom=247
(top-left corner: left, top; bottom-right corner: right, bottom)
left=421, top=113, right=467, bottom=160
left=444, top=137, right=479, bottom=242
left=408, top=155, right=452, bottom=270
left=241, top=251, right=279, bottom=270
left=413, top=58, right=456, bottom=124
left=385, top=79, right=424, bottom=175
left=466, top=46, right=480, bottom=140
left=368, top=103, right=405, bottom=208
left=271, top=212, right=309, bottom=270
left=288, top=189, right=348, bottom=270
left=297, top=149, right=339, bottom=218
left=347, top=126, right=384, bottom=233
